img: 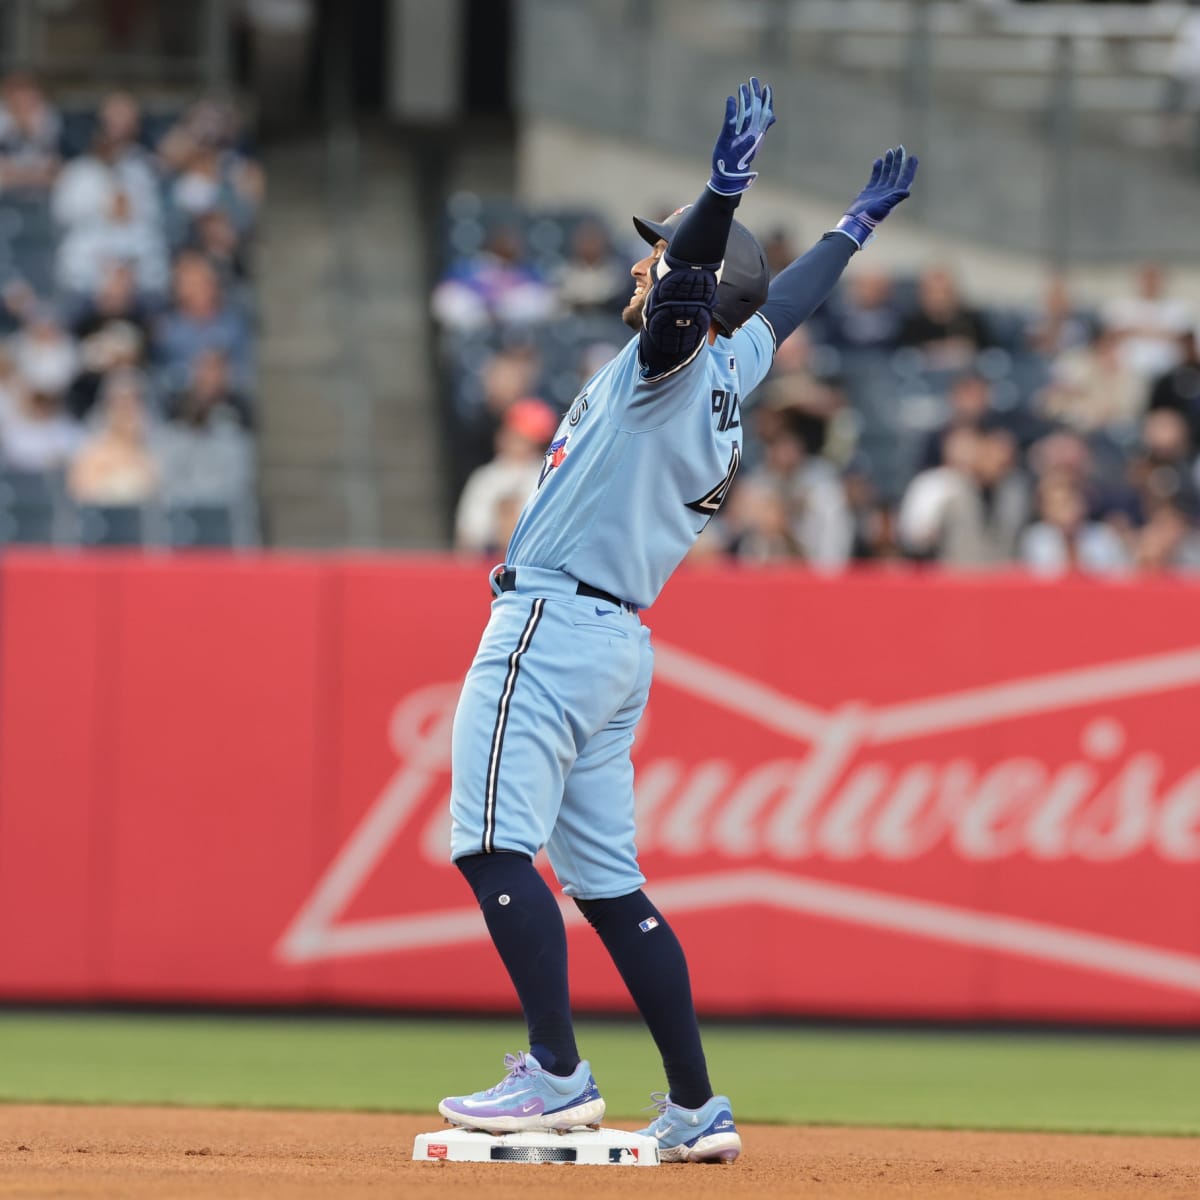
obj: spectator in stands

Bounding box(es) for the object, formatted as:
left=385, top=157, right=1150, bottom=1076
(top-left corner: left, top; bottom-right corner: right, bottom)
left=432, top=226, right=557, bottom=330
left=188, top=207, right=251, bottom=285
left=916, top=369, right=994, bottom=470
left=155, top=250, right=252, bottom=385
left=457, top=341, right=544, bottom=478
left=455, top=397, right=558, bottom=555
left=753, top=327, right=852, bottom=461
left=1102, top=262, right=1193, bottom=381
left=66, top=261, right=154, bottom=343
left=1147, top=326, right=1200, bottom=453
left=553, top=220, right=626, bottom=316
left=10, top=307, right=78, bottom=397
left=51, top=93, right=160, bottom=232
left=1018, top=471, right=1129, bottom=576
left=0, top=71, right=60, bottom=194
left=67, top=319, right=145, bottom=421
left=762, top=330, right=841, bottom=424
left=1022, top=274, right=1095, bottom=357
left=741, top=421, right=854, bottom=569
left=158, top=98, right=264, bottom=236
left=156, top=361, right=256, bottom=510
left=490, top=491, right=527, bottom=561
left=1127, top=407, right=1200, bottom=515
left=0, top=379, right=81, bottom=472
left=724, top=477, right=804, bottom=563
left=1026, top=427, right=1137, bottom=529
left=898, top=266, right=987, bottom=371
left=822, top=268, right=905, bottom=353
left=899, top=422, right=1029, bottom=567
left=67, top=370, right=159, bottom=505
left=1134, top=498, right=1200, bottom=572
left=843, top=455, right=901, bottom=562
left=57, top=187, right=169, bottom=298
left=1037, top=325, right=1144, bottom=435
left=166, top=348, right=253, bottom=430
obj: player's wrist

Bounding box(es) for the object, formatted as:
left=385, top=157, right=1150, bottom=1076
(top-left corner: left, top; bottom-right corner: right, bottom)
left=834, top=213, right=875, bottom=249
left=706, top=174, right=755, bottom=197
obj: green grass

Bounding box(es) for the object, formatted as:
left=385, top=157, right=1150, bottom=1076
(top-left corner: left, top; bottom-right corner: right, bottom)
left=0, top=1012, right=1197, bottom=1135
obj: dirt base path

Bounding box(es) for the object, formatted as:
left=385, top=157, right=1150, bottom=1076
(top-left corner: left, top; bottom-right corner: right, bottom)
left=1, top=1106, right=1197, bottom=1200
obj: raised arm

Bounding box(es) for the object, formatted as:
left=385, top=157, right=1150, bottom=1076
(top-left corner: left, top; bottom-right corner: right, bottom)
left=638, top=78, right=776, bottom=379
left=759, top=146, right=919, bottom=346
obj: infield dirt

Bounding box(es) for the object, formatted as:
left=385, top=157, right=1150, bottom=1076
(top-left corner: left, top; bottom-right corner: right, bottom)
left=2, top=1105, right=1198, bottom=1199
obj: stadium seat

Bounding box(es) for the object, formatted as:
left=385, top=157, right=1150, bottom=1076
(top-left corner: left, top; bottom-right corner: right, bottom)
left=167, top=505, right=235, bottom=549
left=79, top=505, right=145, bottom=548
left=0, top=469, right=59, bottom=545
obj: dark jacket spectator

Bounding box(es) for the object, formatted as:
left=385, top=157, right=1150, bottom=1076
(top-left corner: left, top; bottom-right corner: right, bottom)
left=1147, top=328, right=1200, bottom=452
left=166, top=348, right=254, bottom=431
left=899, top=266, right=988, bottom=371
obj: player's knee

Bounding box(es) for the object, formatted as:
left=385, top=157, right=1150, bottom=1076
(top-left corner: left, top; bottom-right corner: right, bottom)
left=455, top=850, right=536, bottom=904
left=573, top=889, right=649, bottom=931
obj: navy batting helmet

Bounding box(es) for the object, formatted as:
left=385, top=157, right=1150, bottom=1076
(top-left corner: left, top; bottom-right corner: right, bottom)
left=632, top=209, right=769, bottom=338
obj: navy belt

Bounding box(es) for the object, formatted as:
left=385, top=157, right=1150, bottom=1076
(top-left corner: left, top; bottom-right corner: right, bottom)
left=494, top=568, right=637, bottom=613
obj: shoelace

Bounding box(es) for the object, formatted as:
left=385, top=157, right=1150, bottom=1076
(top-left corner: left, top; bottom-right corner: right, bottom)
left=642, top=1091, right=671, bottom=1121
left=482, top=1052, right=533, bottom=1097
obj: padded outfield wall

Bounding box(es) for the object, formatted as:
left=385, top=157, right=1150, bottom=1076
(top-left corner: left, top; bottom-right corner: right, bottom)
left=0, top=552, right=1198, bottom=1022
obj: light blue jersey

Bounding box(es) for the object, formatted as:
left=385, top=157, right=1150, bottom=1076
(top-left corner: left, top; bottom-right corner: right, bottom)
left=505, top=313, right=777, bottom=610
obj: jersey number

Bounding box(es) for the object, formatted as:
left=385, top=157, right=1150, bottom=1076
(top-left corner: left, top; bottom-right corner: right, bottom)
left=686, top=442, right=741, bottom=517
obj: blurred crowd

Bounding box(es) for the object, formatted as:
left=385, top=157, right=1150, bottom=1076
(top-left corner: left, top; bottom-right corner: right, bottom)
left=436, top=199, right=1200, bottom=577
left=0, top=71, right=261, bottom=547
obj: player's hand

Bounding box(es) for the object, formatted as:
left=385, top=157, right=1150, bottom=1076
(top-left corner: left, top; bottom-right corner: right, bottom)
left=835, top=146, right=919, bottom=249
left=708, top=77, right=776, bottom=196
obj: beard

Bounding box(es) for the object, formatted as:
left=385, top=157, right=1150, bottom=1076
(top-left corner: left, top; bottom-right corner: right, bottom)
left=621, top=293, right=647, bottom=332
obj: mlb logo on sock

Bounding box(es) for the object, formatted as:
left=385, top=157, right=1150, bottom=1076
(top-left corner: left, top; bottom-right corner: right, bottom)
left=639, top=917, right=659, bottom=932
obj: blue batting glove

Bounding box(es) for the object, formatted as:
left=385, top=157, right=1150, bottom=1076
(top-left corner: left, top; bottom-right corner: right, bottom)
left=834, top=146, right=919, bottom=249
left=708, top=77, right=776, bottom=196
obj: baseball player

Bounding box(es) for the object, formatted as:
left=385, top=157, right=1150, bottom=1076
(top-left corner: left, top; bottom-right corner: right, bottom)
left=439, top=78, right=917, bottom=1163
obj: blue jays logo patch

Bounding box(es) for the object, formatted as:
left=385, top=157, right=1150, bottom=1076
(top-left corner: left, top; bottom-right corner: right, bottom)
left=538, top=434, right=569, bottom=487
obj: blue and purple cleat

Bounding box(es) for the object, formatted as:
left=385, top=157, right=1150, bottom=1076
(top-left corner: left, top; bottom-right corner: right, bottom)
left=637, top=1092, right=742, bottom=1163
left=438, top=1052, right=605, bottom=1133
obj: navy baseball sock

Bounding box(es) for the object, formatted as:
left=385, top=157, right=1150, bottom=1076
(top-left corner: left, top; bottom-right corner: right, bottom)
left=574, top=891, right=712, bottom=1110
left=456, top=852, right=581, bottom=1078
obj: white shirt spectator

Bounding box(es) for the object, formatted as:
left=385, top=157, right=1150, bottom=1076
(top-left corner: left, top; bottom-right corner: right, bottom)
left=898, top=465, right=971, bottom=554
left=57, top=213, right=169, bottom=297
left=455, top=459, right=539, bottom=554
left=455, top=398, right=557, bottom=552
left=1103, top=265, right=1193, bottom=380
left=52, top=150, right=161, bottom=232
left=155, top=411, right=256, bottom=508
left=0, top=388, right=81, bottom=471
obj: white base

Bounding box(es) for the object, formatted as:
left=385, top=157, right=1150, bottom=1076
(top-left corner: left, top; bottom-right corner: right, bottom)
left=413, top=1125, right=660, bottom=1166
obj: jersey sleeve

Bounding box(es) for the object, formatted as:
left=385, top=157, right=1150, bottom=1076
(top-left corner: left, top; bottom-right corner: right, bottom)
left=725, top=311, right=777, bottom=395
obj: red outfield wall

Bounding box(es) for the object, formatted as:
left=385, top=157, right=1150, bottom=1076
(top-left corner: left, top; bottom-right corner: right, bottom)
left=1, top=552, right=1198, bottom=1023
